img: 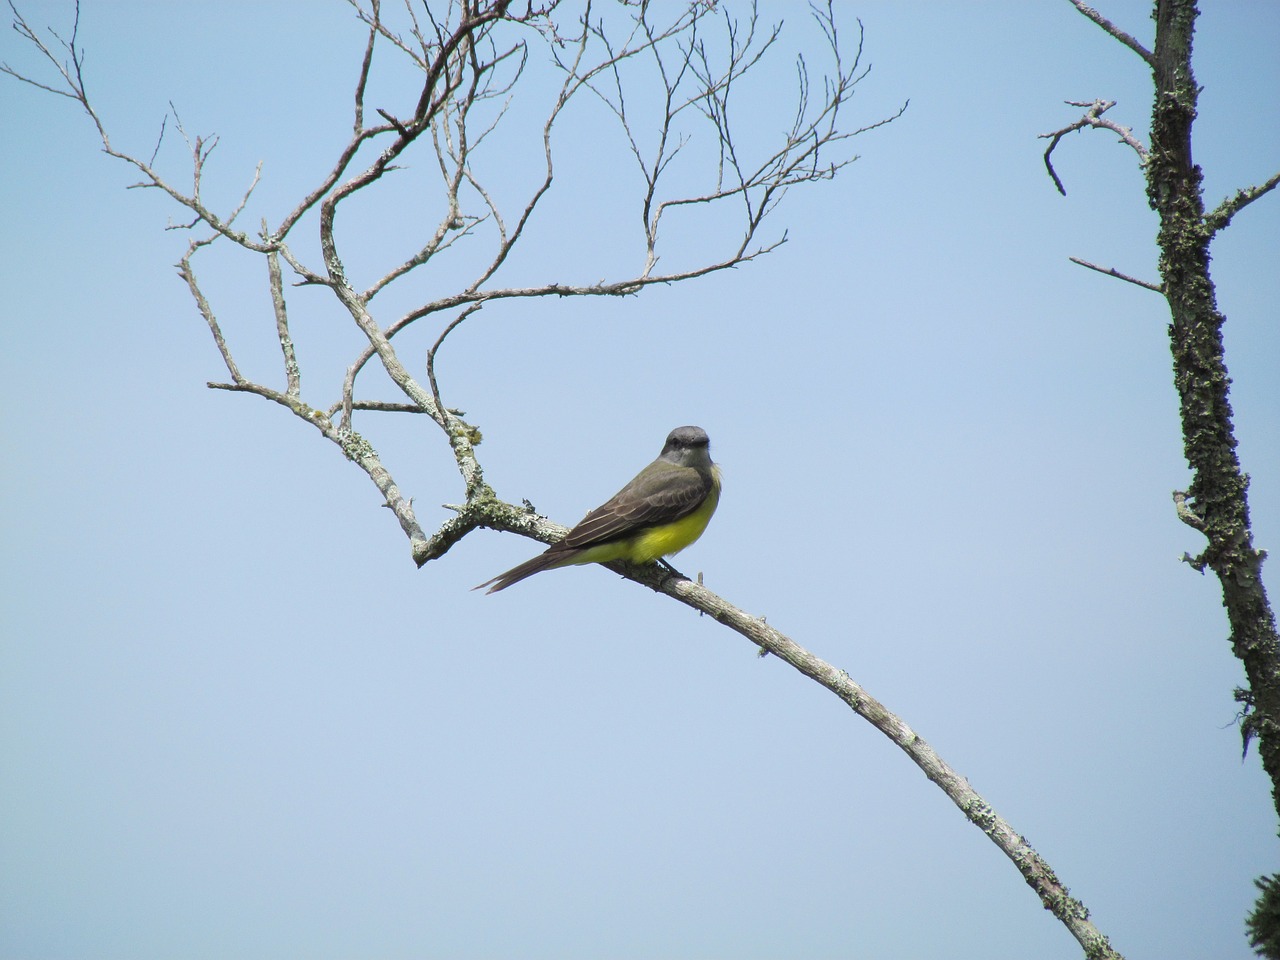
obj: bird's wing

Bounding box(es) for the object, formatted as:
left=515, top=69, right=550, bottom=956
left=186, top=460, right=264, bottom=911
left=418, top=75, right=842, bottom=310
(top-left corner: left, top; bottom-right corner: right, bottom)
left=562, top=461, right=711, bottom=548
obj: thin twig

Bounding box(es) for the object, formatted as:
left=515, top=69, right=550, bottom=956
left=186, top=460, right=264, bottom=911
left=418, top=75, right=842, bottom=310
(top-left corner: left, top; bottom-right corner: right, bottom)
left=1068, top=255, right=1163, bottom=293
left=352, top=0, right=379, bottom=132
left=426, top=302, right=485, bottom=430
left=326, top=399, right=432, bottom=416
left=177, top=240, right=241, bottom=383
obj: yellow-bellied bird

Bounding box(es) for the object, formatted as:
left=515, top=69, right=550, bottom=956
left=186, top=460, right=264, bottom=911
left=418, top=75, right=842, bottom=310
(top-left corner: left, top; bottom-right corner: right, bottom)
left=476, top=426, right=720, bottom=594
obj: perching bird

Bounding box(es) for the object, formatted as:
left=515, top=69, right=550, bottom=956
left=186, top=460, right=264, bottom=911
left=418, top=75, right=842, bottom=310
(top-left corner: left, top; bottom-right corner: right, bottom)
left=476, top=425, right=721, bottom=594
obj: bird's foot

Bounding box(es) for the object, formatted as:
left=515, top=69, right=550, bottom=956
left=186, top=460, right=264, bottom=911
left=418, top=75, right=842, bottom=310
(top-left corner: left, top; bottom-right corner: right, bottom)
left=656, top=558, right=687, bottom=582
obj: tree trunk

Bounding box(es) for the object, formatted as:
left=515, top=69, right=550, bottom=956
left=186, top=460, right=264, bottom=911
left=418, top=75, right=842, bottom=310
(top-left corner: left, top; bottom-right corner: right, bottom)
left=1148, top=0, right=1280, bottom=818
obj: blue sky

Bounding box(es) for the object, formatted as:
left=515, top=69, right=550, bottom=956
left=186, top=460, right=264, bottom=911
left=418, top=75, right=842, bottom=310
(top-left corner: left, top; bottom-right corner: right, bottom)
left=3, top=1, right=1278, bottom=958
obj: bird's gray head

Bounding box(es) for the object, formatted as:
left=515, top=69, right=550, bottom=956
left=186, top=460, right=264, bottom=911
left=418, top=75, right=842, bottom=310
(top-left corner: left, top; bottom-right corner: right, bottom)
left=659, top=425, right=712, bottom=466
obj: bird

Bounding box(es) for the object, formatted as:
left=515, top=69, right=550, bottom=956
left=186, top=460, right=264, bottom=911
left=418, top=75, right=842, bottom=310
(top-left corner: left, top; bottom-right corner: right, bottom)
left=476, top=425, right=721, bottom=594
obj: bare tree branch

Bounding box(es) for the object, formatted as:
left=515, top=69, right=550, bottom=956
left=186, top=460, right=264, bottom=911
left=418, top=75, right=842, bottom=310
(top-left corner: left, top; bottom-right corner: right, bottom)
left=1173, top=489, right=1208, bottom=534
left=351, top=0, right=380, bottom=131
left=658, top=577, right=1122, bottom=960
left=1, top=0, right=81, bottom=97
left=454, top=499, right=1123, bottom=959
left=3, top=3, right=273, bottom=251
left=1040, top=99, right=1148, bottom=195
left=177, top=239, right=241, bottom=384
left=208, top=378, right=431, bottom=559
left=426, top=302, right=486, bottom=432
left=266, top=244, right=300, bottom=397
left=1068, top=255, right=1163, bottom=292
left=1066, top=0, right=1154, bottom=66
left=1205, top=169, right=1280, bottom=235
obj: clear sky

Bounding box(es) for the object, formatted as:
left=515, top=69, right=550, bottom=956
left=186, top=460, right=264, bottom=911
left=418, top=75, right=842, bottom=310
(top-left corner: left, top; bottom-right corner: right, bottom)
left=3, top=1, right=1278, bottom=958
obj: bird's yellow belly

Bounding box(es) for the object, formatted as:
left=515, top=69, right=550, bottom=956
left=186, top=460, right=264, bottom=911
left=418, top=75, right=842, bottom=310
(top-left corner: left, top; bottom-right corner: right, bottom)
left=569, top=478, right=720, bottom=567
left=627, top=489, right=719, bottom=562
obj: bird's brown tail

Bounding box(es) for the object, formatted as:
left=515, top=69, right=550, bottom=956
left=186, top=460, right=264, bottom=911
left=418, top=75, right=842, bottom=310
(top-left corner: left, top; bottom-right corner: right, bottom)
left=473, top=547, right=575, bottom=594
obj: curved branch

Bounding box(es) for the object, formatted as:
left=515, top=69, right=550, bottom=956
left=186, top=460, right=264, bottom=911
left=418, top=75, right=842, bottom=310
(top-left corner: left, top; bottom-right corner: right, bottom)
left=460, top=497, right=1124, bottom=960
left=1040, top=99, right=1147, bottom=196
left=661, top=578, right=1121, bottom=960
